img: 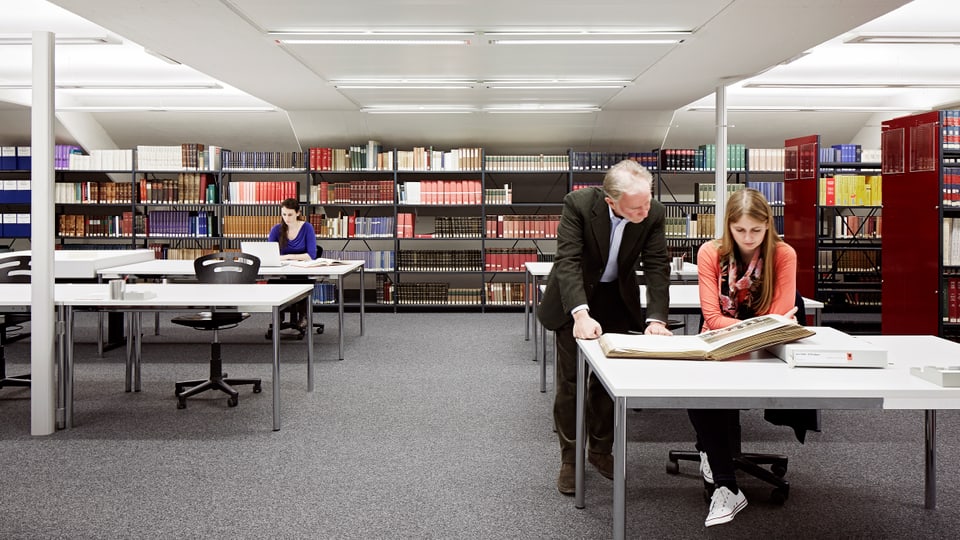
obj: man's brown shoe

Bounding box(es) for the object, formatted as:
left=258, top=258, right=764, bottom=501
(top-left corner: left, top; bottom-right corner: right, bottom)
left=588, top=452, right=614, bottom=480
left=557, top=463, right=576, bottom=495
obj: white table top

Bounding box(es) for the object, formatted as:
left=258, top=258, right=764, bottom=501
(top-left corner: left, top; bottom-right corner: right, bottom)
left=525, top=260, right=699, bottom=281
left=578, top=332, right=960, bottom=410
left=98, top=258, right=364, bottom=278
left=640, top=284, right=824, bottom=310
left=0, top=283, right=314, bottom=312
left=2, top=249, right=156, bottom=279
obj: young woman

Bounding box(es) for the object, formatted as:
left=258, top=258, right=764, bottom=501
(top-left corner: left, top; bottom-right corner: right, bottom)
left=691, top=188, right=798, bottom=527
left=267, top=198, right=318, bottom=332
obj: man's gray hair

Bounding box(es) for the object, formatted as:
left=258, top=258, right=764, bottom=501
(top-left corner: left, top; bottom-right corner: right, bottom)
left=602, top=160, right=653, bottom=200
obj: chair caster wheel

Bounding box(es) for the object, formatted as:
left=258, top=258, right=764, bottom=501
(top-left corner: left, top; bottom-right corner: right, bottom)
left=316, top=324, right=325, bottom=335
left=253, top=383, right=262, bottom=393
left=771, top=463, right=788, bottom=478
left=666, top=460, right=679, bottom=475
left=771, top=486, right=789, bottom=505
left=227, top=396, right=239, bottom=407
left=177, top=399, right=186, bottom=409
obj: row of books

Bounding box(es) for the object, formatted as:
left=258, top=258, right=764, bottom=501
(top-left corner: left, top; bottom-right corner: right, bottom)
left=822, top=215, right=882, bottom=239
left=944, top=111, right=960, bottom=150
left=144, top=210, right=218, bottom=238
left=0, top=179, right=30, bottom=203
left=433, top=216, right=484, bottom=238
left=943, top=278, right=960, bottom=322
left=139, top=174, right=216, bottom=205
left=485, top=248, right=539, bottom=272
left=396, top=180, right=484, bottom=205
left=390, top=283, right=481, bottom=305
left=59, top=213, right=131, bottom=238
left=319, top=249, right=394, bottom=272
left=222, top=150, right=303, bottom=171
left=1, top=213, right=30, bottom=237
left=397, top=147, right=483, bottom=171
left=308, top=142, right=389, bottom=171
left=819, top=175, right=882, bottom=206
left=486, top=214, right=560, bottom=238
left=660, top=145, right=748, bottom=172
left=485, top=154, right=570, bottom=171
left=221, top=215, right=274, bottom=237
left=571, top=152, right=658, bottom=171
left=819, top=144, right=881, bottom=164
left=310, top=180, right=394, bottom=205
left=942, top=218, right=960, bottom=266
left=694, top=182, right=745, bottom=204
left=226, top=181, right=298, bottom=204
left=747, top=148, right=786, bottom=172
left=746, top=181, right=784, bottom=205
left=484, top=282, right=528, bottom=305
left=0, top=146, right=31, bottom=170
left=664, top=212, right=716, bottom=239
left=817, top=250, right=879, bottom=273
left=571, top=183, right=602, bottom=191
left=147, top=245, right=218, bottom=261
left=397, top=250, right=483, bottom=271
left=64, top=149, right=134, bottom=171
left=136, top=144, right=222, bottom=171
left=311, top=282, right=338, bottom=305
left=309, top=214, right=395, bottom=238
left=943, top=168, right=960, bottom=206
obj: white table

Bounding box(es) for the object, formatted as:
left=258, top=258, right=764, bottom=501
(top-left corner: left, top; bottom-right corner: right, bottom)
left=535, top=285, right=826, bottom=393
left=575, top=333, right=960, bottom=540
left=4, top=282, right=315, bottom=432
left=98, top=259, right=365, bottom=361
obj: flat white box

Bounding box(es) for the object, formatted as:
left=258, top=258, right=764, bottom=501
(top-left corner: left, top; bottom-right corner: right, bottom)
left=766, top=326, right=888, bottom=368
left=910, top=366, right=960, bottom=387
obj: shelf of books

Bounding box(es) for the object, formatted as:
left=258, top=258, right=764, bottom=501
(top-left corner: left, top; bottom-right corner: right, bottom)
left=881, top=110, right=960, bottom=339
left=785, top=135, right=883, bottom=331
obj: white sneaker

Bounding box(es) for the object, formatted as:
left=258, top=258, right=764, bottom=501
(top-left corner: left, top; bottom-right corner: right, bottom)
left=699, top=451, right=713, bottom=484
left=705, top=486, right=747, bottom=527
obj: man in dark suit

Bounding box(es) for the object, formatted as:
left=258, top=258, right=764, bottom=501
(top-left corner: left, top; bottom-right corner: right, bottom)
left=538, top=159, right=671, bottom=495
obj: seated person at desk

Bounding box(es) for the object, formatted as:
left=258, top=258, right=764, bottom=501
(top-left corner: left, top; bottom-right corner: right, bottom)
left=268, top=198, right=318, bottom=333
left=691, top=188, right=798, bottom=527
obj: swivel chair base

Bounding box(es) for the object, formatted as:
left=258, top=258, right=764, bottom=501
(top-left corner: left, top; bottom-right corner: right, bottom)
left=174, top=342, right=261, bottom=409
left=666, top=449, right=790, bottom=504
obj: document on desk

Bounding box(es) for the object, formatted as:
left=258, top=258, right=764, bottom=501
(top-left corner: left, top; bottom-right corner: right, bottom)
left=599, top=314, right=815, bottom=361
left=289, top=258, right=347, bottom=267
left=766, top=326, right=887, bottom=368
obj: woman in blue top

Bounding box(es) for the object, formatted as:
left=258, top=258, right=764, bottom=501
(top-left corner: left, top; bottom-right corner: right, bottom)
left=267, top=198, right=318, bottom=332
left=268, top=198, right=317, bottom=262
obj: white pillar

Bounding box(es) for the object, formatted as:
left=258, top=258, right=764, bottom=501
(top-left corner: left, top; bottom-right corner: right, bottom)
left=31, top=31, right=56, bottom=435
left=714, top=83, right=728, bottom=236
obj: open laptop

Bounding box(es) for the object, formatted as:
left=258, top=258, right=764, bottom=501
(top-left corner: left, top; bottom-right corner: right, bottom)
left=240, top=241, right=289, bottom=268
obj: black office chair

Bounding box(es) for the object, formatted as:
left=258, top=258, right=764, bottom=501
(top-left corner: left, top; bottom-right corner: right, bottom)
left=171, top=252, right=262, bottom=409
left=666, top=290, right=812, bottom=504
left=0, top=255, right=31, bottom=390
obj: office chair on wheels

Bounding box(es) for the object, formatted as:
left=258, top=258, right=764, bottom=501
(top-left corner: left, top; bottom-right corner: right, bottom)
left=666, top=291, right=813, bottom=504
left=171, top=252, right=262, bottom=409
left=0, top=255, right=31, bottom=390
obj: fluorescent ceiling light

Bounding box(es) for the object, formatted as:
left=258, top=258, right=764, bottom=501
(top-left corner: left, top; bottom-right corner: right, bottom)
left=846, top=34, right=960, bottom=45
left=485, top=79, right=630, bottom=89
left=56, top=106, right=276, bottom=113
left=0, top=35, right=121, bottom=46
left=270, top=31, right=473, bottom=45
left=743, top=82, right=960, bottom=89
left=686, top=105, right=926, bottom=113
left=0, top=83, right=223, bottom=90
left=484, top=105, right=601, bottom=113
left=361, top=105, right=476, bottom=114
left=331, top=79, right=476, bottom=89
left=485, top=30, right=688, bottom=45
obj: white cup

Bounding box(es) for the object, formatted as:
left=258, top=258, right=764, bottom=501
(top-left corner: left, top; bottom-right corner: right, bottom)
left=109, top=279, right=126, bottom=300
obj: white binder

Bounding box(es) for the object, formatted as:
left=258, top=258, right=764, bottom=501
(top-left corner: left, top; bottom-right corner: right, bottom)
left=766, top=326, right=888, bottom=368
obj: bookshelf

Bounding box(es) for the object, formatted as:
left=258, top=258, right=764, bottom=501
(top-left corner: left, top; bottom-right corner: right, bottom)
left=784, top=135, right=883, bottom=331
left=881, top=110, right=960, bottom=339
left=0, top=169, right=32, bottom=250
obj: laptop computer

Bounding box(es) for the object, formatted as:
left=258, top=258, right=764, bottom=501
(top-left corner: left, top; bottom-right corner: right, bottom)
left=240, top=241, right=288, bottom=268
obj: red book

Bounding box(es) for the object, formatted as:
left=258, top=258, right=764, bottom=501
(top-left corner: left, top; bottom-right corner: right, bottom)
left=824, top=177, right=836, bottom=206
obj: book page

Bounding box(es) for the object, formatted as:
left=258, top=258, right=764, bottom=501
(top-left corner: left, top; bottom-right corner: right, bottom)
left=289, top=257, right=346, bottom=267
left=697, top=314, right=794, bottom=349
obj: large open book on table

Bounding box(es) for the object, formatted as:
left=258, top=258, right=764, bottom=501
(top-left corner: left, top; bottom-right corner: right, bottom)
left=599, top=314, right=816, bottom=361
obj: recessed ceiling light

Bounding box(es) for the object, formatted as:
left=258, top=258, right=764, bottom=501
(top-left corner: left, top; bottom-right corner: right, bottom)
left=846, top=33, right=960, bottom=45
left=0, top=35, right=121, bottom=46
left=742, top=82, right=960, bottom=89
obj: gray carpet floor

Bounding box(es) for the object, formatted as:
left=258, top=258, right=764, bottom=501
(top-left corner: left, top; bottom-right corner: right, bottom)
left=2, top=311, right=960, bottom=539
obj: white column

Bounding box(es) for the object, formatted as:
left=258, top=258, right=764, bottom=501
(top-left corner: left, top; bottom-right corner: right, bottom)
left=31, top=31, right=56, bottom=435
left=714, top=83, right=728, bottom=236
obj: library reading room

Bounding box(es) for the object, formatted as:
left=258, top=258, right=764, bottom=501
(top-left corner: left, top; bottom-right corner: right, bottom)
left=4, top=1, right=960, bottom=538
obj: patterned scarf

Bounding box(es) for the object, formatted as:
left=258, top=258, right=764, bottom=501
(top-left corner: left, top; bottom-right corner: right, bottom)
left=718, top=249, right=764, bottom=320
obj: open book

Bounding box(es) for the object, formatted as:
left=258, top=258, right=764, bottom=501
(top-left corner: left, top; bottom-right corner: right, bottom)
left=598, top=314, right=816, bottom=361
left=288, top=257, right=347, bottom=268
